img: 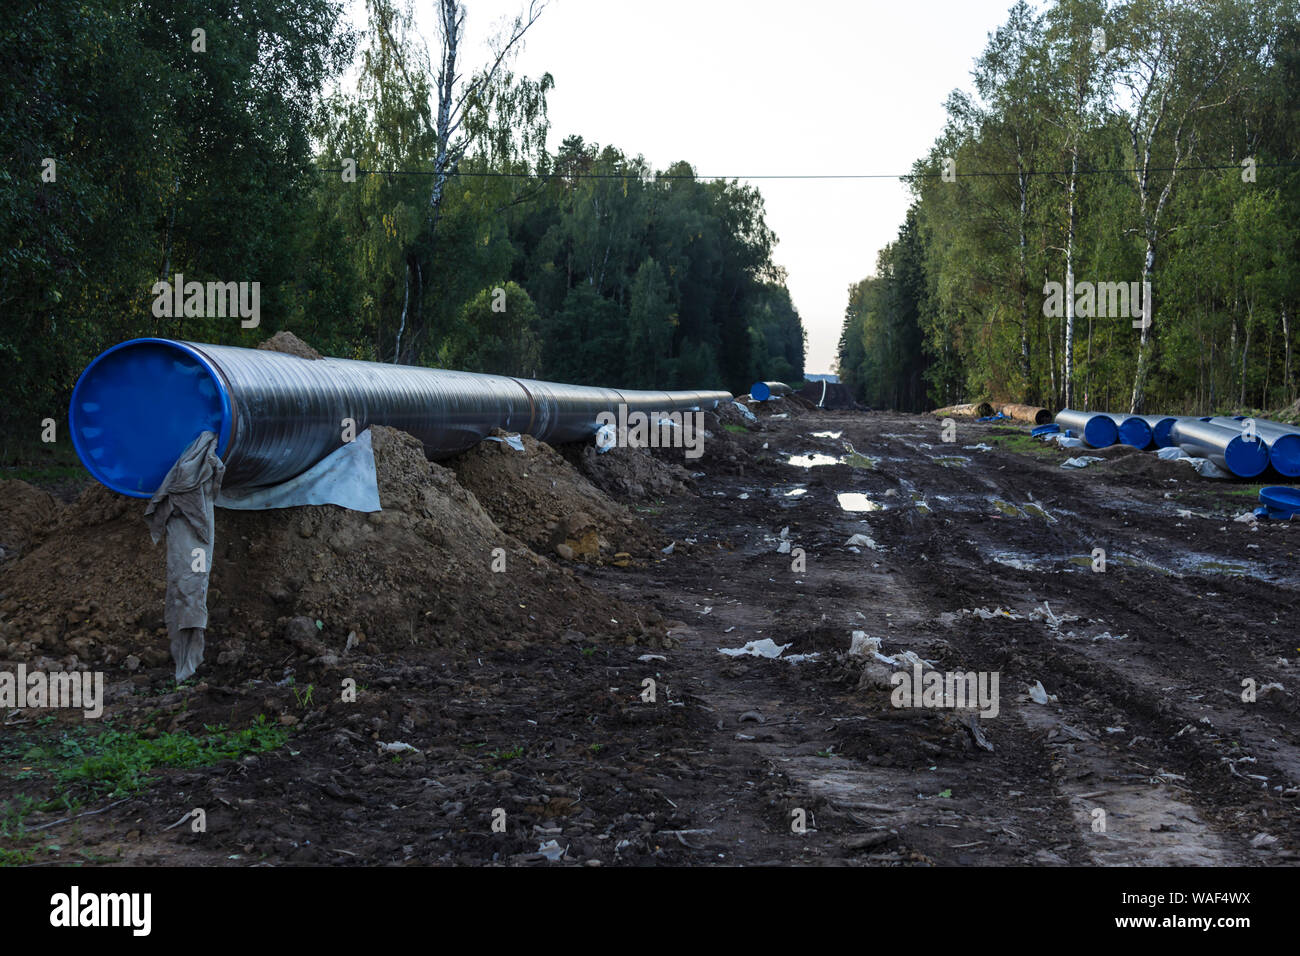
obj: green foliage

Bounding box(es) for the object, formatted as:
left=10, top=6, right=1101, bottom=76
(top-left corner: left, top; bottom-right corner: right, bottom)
left=1, top=0, right=802, bottom=435
left=837, top=0, right=1299, bottom=416
left=55, top=715, right=290, bottom=798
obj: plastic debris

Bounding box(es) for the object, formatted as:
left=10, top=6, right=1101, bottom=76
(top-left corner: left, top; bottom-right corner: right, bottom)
left=537, top=840, right=567, bottom=861
left=1027, top=681, right=1057, bottom=705
left=377, top=741, right=421, bottom=755
left=1061, top=456, right=1104, bottom=469
left=718, top=638, right=791, bottom=658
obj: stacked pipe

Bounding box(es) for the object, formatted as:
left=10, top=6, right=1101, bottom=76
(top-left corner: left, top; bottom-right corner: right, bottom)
left=1053, top=408, right=1300, bottom=478
left=69, top=339, right=734, bottom=498
left=932, top=402, right=994, bottom=419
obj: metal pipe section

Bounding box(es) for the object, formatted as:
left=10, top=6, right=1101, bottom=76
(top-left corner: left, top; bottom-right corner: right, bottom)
left=1169, top=418, right=1270, bottom=477
left=750, top=381, right=791, bottom=401
left=1206, top=417, right=1300, bottom=477
left=1139, top=415, right=1179, bottom=448
left=1102, top=413, right=1153, bottom=449
left=1054, top=409, right=1117, bottom=448
left=69, top=338, right=733, bottom=498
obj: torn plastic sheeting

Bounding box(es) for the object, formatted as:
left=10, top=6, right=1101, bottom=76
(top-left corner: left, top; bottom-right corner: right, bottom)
left=216, top=427, right=382, bottom=513
left=731, top=401, right=758, bottom=423
left=483, top=433, right=526, bottom=452
left=718, top=638, right=791, bottom=658
left=1060, top=456, right=1104, bottom=469
left=1155, top=445, right=1229, bottom=479
left=1043, top=432, right=1084, bottom=448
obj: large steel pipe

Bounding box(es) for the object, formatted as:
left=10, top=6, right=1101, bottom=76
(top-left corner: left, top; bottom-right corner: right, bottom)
left=1102, top=413, right=1153, bottom=449
left=1206, top=417, right=1300, bottom=478
left=1139, top=415, right=1179, bottom=448
left=749, top=381, right=791, bottom=401
left=69, top=338, right=733, bottom=498
left=1054, top=409, right=1117, bottom=448
left=1170, top=418, right=1269, bottom=477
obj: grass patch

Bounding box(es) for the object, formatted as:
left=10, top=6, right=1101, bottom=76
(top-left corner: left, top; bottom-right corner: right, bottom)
left=986, top=431, right=1059, bottom=458
left=0, top=715, right=289, bottom=863
left=722, top=423, right=749, bottom=434
left=56, top=715, right=290, bottom=798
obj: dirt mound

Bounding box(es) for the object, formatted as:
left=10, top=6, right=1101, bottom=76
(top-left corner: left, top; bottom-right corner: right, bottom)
left=714, top=400, right=757, bottom=429
left=0, top=480, right=62, bottom=562
left=569, top=443, right=697, bottom=502
left=0, top=426, right=668, bottom=680
left=450, top=429, right=661, bottom=562
left=257, top=330, right=322, bottom=359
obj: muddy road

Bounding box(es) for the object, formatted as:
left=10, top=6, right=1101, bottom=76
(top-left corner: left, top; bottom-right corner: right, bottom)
left=2, top=407, right=1298, bottom=866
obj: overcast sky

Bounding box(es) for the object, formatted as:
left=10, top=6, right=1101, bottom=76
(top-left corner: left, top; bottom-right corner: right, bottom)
left=354, top=0, right=1031, bottom=374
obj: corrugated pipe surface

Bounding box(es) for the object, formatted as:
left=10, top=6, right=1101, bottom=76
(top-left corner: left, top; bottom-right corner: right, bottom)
left=69, top=339, right=733, bottom=498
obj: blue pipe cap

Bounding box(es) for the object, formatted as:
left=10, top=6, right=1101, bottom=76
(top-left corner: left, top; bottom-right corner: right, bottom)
left=750, top=382, right=772, bottom=401
left=1083, top=416, right=1118, bottom=448
left=68, top=338, right=233, bottom=499
left=1267, top=435, right=1300, bottom=478
left=1259, top=486, right=1300, bottom=519
left=1151, top=418, right=1177, bottom=448
left=1224, top=434, right=1270, bottom=478
left=1116, top=417, right=1153, bottom=448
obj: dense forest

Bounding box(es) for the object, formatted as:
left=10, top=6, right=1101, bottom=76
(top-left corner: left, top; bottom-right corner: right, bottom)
left=1, top=0, right=806, bottom=443
left=837, top=0, right=1299, bottom=415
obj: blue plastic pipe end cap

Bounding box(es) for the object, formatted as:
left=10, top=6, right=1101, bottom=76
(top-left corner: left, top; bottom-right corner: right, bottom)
left=1259, top=486, right=1300, bottom=518
left=1223, top=435, right=1270, bottom=478
left=1083, top=416, right=1118, bottom=448
left=750, top=382, right=771, bottom=402
left=1267, top=435, right=1300, bottom=478
left=1152, top=418, right=1177, bottom=448
left=1117, top=418, right=1153, bottom=448
left=68, top=338, right=233, bottom=499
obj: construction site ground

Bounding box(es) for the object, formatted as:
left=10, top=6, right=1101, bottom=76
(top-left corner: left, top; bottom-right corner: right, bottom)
left=1, top=406, right=1298, bottom=866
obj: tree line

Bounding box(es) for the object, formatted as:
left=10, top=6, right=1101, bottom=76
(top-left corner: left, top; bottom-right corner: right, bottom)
left=837, top=0, right=1299, bottom=415
left=1, top=0, right=805, bottom=445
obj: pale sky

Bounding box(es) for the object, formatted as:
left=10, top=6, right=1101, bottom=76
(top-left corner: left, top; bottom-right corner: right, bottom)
left=351, top=0, right=1030, bottom=373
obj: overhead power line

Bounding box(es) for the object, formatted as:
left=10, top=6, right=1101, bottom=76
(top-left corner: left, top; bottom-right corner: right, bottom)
left=315, top=160, right=1300, bottom=181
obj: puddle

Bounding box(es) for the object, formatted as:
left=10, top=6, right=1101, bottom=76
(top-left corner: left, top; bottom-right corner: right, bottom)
left=837, top=493, right=884, bottom=513
left=786, top=453, right=840, bottom=467
left=1188, top=561, right=1250, bottom=576
left=989, top=498, right=1024, bottom=517
left=1021, top=502, right=1057, bottom=523
left=843, top=451, right=880, bottom=469
left=987, top=498, right=1056, bottom=522
left=991, top=552, right=1043, bottom=571
left=841, top=441, right=880, bottom=469
left=785, top=442, right=879, bottom=469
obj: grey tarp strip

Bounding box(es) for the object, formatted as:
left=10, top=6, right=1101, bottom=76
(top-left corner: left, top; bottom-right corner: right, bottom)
left=145, top=431, right=225, bottom=681
left=215, top=427, right=382, bottom=513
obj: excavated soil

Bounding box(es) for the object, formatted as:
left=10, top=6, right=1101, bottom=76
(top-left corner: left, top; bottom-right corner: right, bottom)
left=1, top=410, right=1298, bottom=867
left=450, top=430, right=662, bottom=563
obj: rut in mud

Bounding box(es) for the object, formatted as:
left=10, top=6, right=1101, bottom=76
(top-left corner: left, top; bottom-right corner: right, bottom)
left=1, top=407, right=1297, bottom=865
